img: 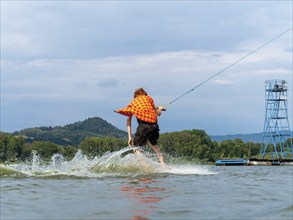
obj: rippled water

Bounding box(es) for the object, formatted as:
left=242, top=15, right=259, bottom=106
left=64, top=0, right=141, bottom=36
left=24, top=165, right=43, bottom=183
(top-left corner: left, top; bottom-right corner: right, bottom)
left=1, top=148, right=292, bottom=220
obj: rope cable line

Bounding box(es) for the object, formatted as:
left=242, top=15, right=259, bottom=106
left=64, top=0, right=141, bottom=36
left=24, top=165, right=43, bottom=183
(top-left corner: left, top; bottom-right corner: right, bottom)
left=160, top=27, right=293, bottom=110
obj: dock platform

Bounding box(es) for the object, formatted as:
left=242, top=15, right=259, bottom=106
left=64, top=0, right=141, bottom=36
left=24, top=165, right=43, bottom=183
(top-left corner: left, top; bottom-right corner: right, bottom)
left=215, top=158, right=293, bottom=166
left=248, top=158, right=293, bottom=166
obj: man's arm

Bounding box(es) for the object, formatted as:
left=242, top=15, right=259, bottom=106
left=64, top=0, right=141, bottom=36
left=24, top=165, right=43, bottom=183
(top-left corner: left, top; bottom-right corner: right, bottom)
left=126, top=116, right=133, bottom=145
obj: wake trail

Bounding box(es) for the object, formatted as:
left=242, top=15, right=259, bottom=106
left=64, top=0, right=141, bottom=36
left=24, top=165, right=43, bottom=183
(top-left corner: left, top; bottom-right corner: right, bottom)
left=1, top=147, right=217, bottom=178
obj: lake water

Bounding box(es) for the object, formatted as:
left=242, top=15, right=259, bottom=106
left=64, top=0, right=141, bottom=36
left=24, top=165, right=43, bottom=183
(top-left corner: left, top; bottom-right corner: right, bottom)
left=1, top=147, right=292, bottom=220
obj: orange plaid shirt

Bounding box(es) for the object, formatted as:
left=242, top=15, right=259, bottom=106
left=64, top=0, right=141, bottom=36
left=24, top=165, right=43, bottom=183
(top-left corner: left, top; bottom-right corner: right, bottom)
left=114, top=95, right=157, bottom=123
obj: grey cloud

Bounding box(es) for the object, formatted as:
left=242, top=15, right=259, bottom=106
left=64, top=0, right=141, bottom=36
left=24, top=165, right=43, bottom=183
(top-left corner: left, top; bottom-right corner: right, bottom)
left=2, top=1, right=291, bottom=60
left=1, top=1, right=292, bottom=134
left=97, top=79, right=119, bottom=88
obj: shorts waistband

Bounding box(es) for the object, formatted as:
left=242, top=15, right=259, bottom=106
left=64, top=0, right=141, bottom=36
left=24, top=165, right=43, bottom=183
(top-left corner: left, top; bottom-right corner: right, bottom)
left=137, top=119, right=157, bottom=125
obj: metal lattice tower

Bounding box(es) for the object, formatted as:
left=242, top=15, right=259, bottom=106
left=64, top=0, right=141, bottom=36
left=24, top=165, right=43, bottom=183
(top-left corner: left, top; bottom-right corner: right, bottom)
left=261, top=79, right=293, bottom=159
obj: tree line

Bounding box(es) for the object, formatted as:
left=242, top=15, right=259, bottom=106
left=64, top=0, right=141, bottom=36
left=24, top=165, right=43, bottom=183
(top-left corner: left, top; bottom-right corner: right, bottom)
left=158, top=130, right=261, bottom=162
left=1, top=130, right=292, bottom=163
left=0, top=132, right=127, bottom=163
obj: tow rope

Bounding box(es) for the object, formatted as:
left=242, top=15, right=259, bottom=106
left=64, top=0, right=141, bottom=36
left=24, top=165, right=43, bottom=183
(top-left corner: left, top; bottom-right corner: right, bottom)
left=159, top=27, right=293, bottom=110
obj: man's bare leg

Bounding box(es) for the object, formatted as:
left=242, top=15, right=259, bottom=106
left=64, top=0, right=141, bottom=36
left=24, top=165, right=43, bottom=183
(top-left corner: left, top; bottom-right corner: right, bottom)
left=149, top=143, right=166, bottom=166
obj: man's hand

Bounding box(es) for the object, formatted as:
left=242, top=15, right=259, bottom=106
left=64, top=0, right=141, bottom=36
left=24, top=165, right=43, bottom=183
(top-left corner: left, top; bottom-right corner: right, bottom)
left=156, top=106, right=166, bottom=116
left=157, top=106, right=166, bottom=111
left=128, top=138, right=134, bottom=146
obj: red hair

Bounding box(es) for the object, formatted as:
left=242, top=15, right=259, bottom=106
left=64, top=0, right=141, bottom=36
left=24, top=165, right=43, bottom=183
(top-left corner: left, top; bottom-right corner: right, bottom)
left=134, top=88, right=148, bottom=98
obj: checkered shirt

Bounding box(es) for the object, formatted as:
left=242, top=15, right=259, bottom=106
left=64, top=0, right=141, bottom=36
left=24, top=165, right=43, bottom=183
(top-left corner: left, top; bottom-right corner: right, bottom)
left=114, top=95, right=157, bottom=123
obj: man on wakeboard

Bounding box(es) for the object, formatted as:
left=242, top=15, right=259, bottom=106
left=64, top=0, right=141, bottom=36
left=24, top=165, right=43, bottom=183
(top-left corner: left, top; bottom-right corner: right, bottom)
left=114, top=88, right=166, bottom=166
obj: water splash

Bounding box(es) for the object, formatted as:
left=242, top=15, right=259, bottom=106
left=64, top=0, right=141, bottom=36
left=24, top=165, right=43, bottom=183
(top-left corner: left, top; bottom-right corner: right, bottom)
left=51, top=153, right=64, bottom=171
left=0, top=147, right=216, bottom=178
left=31, top=150, right=40, bottom=172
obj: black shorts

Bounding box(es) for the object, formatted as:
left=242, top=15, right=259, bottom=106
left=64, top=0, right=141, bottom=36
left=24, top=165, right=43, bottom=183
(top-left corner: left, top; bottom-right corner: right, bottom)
left=133, top=121, right=160, bottom=146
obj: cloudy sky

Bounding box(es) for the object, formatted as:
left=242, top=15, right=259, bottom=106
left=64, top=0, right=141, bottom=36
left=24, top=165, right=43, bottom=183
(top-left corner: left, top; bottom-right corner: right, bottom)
left=1, top=1, right=292, bottom=135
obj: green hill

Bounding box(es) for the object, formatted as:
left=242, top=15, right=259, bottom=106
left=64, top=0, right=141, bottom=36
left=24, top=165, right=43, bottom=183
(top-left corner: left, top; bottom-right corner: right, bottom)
left=13, top=117, right=127, bottom=146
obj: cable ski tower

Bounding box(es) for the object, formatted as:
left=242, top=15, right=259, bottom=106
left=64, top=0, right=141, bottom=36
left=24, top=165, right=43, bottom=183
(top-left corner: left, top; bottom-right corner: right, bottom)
left=261, top=80, right=293, bottom=159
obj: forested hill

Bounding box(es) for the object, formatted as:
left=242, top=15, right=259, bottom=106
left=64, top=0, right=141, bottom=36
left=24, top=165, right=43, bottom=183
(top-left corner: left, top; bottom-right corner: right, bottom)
left=210, top=131, right=293, bottom=143
left=13, top=117, right=127, bottom=146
